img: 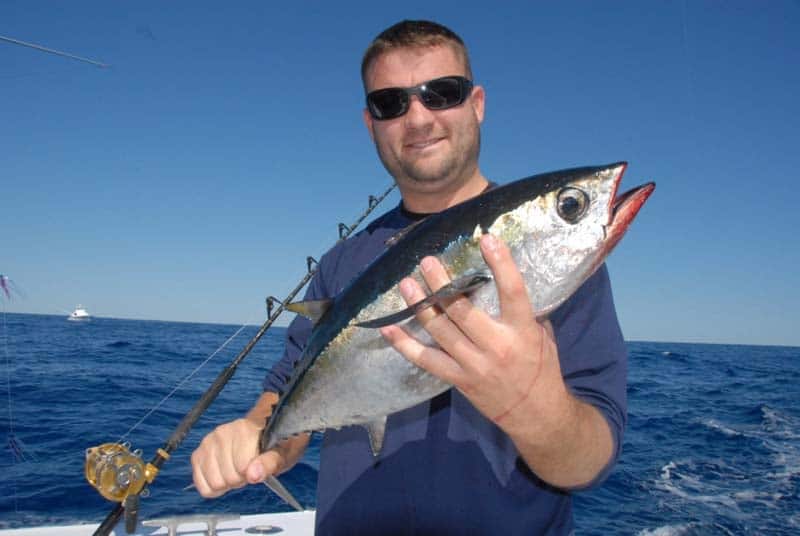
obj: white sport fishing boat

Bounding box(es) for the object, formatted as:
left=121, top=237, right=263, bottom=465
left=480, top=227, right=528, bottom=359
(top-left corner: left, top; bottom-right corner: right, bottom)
left=0, top=510, right=316, bottom=535
left=68, top=305, right=91, bottom=321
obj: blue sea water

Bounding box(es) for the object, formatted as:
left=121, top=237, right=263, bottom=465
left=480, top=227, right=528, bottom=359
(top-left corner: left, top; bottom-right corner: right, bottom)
left=1, top=313, right=798, bottom=534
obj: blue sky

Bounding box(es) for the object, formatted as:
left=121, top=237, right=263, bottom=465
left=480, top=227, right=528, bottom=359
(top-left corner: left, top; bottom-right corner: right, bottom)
left=2, top=1, right=798, bottom=346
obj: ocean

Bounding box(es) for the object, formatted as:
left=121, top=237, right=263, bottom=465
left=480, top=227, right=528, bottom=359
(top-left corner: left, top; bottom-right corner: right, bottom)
left=1, top=313, right=798, bottom=535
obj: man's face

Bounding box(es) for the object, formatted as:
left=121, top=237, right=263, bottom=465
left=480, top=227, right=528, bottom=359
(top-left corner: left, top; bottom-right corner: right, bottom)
left=363, top=45, right=485, bottom=198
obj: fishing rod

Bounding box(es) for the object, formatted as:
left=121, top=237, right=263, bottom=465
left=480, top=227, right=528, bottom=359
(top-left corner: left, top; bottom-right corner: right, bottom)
left=85, top=183, right=396, bottom=535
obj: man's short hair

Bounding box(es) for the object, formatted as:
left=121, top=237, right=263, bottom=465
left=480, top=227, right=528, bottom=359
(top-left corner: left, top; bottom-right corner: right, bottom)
left=361, top=20, right=473, bottom=90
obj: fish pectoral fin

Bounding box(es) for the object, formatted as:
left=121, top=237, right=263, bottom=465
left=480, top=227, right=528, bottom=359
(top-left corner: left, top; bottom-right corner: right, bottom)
left=364, top=416, right=388, bottom=457
left=354, top=270, right=493, bottom=329
left=285, top=298, right=333, bottom=324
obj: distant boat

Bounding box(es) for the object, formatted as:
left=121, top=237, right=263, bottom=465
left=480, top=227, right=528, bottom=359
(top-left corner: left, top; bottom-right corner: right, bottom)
left=67, top=305, right=91, bottom=321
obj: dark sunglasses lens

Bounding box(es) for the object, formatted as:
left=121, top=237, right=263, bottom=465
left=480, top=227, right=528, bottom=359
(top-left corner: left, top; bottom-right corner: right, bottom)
left=368, top=89, right=407, bottom=119
left=421, top=78, right=466, bottom=109
left=367, top=77, right=472, bottom=119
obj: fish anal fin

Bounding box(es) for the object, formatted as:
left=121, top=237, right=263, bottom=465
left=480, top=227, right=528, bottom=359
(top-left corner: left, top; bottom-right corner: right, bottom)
left=263, top=476, right=303, bottom=511
left=285, top=299, right=333, bottom=324
left=364, top=416, right=388, bottom=457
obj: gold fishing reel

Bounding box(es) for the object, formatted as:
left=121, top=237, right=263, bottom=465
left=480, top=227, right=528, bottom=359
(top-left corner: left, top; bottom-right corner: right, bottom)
left=86, top=442, right=171, bottom=533
left=85, top=442, right=162, bottom=502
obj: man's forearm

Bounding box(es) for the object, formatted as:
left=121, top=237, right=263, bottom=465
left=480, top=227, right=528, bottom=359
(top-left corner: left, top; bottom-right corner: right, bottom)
left=246, top=391, right=280, bottom=422
left=507, top=389, right=614, bottom=489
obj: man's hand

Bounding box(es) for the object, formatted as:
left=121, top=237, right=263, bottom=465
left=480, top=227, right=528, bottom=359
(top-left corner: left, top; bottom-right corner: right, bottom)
left=190, top=392, right=309, bottom=498
left=379, top=233, right=565, bottom=430
left=380, top=233, right=613, bottom=488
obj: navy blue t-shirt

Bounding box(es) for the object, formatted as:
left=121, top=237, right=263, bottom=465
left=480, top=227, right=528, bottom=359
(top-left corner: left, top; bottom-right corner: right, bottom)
left=264, top=202, right=628, bottom=535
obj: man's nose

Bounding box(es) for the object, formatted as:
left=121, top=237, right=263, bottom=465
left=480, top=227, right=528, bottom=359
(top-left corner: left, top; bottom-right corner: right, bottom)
left=404, top=95, right=435, bottom=127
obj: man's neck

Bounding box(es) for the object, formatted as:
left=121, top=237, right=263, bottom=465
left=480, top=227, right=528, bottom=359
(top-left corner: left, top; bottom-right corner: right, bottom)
left=399, top=174, right=489, bottom=214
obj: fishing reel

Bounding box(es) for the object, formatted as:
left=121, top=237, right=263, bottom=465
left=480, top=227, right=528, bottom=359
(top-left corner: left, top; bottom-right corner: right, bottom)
left=85, top=442, right=163, bottom=532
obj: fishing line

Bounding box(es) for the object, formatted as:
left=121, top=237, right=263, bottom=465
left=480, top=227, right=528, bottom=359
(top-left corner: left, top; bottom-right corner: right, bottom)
left=2, top=276, right=36, bottom=472
left=115, top=320, right=254, bottom=444
left=2, top=299, right=15, bottom=513
left=2, top=292, right=27, bottom=514
left=3, top=305, right=11, bottom=444
left=0, top=34, right=110, bottom=68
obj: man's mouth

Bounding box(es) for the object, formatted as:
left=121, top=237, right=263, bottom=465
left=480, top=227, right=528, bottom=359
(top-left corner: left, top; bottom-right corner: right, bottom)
left=405, top=137, right=444, bottom=151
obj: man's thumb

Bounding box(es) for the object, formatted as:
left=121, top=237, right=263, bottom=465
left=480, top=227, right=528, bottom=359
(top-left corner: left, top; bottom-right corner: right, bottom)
left=245, top=458, right=266, bottom=483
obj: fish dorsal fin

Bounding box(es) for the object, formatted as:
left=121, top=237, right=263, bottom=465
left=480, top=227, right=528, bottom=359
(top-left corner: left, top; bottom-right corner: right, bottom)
left=385, top=219, right=427, bottom=247
left=354, top=270, right=493, bottom=329
left=285, top=299, right=333, bottom=324
left=364, top=416, right=388, bottom=457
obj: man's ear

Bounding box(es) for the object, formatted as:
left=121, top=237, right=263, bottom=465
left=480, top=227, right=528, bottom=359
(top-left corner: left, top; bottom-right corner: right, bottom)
left=471, top=85, right=485, bottom=124
left=363, top=108, right=375, bottom=141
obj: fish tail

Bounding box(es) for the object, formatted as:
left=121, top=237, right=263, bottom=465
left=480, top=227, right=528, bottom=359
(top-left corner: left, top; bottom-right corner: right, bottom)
left=263, top=475, right=304, bottom=511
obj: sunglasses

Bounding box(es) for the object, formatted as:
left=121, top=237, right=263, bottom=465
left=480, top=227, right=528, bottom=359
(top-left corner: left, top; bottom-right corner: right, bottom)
left=366, top=76, right=474, bottom=120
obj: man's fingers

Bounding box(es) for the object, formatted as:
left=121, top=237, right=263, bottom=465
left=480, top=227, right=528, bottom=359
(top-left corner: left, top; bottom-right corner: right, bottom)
left=397, top=269, right=483, bottom=369
left=414, top=255, right=501, bottom=353
left=248, top=444, right=294, bottom=483
left=398, top=276, right=440, bottom=324
left=191, top=462, right=219, bottom=498
left=417, top=257, right=475, bottom=313
left=190, top=418, right=261, bottom=497
left=380, top=324, right=463, bottom=384
left=246, top=454, right=269, bottom=483
left=480, top=234, right=534, bottom=327
left=192, top=452, right=242, bottom=498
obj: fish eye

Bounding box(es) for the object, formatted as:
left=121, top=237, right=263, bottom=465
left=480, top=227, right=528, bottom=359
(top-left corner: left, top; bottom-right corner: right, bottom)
left=557, top=188, right=590, bottom=223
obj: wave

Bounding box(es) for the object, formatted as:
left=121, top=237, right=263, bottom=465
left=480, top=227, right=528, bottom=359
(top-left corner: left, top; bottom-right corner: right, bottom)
left=650, top=456, right=800, bottom=533
left=657, top=460, right=742, bottom=507
left=732, top=489, right=788, bottom=507
left=637, top=523, right=697, bottom=536
left=766, top=447, right=800, bottom=482
left=629, top=347, right=694, bottom=362
left=760, top=405, right=800, bottom=439
left=658, top=350, right=692, bottom=360
left=636, top=522, right=741, bottom=536
left=699, top=419, right=743, bottom=438
left=695, top=406, right=799, bottom=444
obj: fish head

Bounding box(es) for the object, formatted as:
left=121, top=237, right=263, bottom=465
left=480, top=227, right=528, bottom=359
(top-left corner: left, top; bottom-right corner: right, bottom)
left=492, top=162, right=654, bottom=313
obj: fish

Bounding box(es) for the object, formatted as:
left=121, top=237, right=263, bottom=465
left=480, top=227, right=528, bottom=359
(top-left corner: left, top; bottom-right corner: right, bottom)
left=258, top=162, right=654, bottom=508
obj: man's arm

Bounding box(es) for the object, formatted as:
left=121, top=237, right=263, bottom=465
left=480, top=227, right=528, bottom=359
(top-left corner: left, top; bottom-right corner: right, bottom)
left=495, top=372, right=614, bottom=489
left=191, top=391, right=310, bottom=498
left=191, top=241, right=334, bottom=498
left=380, top=233, right=616, bottom=489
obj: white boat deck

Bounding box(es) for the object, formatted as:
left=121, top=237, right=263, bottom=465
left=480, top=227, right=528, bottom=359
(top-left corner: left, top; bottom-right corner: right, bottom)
left=0, top=510, right=316, bottom=536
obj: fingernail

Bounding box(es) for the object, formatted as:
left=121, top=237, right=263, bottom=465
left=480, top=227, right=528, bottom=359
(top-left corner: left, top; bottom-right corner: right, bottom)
left=483, top=234, right=499, bottom=253
left=400, top=278, right=415, bottom=298
left=421, top=257, right=436, bottom=273
left=250, top=463, right=264, bottom=482
left=379, top=326, right=394, bottom=340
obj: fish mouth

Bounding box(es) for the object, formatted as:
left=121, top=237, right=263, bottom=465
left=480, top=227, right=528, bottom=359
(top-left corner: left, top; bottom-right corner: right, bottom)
left=604, top=164, right=655, bottom=253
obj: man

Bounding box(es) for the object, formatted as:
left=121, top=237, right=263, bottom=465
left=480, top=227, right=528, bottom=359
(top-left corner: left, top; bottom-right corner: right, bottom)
left=191, top=20, right=627, bottom=535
